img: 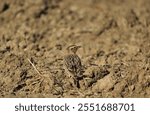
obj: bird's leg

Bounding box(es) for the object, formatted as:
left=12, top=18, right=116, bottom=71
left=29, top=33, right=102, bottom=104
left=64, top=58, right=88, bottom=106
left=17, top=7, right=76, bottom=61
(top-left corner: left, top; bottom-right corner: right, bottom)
left=65, top=69, right=78, bottom=88
left=70, top=75, right=85, bottom=97
left=73, top=77, right=80, bottom=88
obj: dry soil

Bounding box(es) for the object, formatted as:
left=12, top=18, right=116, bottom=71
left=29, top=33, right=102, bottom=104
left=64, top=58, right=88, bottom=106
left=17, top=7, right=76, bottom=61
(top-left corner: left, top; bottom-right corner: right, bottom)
left=0, top=0, right=150, bottom=97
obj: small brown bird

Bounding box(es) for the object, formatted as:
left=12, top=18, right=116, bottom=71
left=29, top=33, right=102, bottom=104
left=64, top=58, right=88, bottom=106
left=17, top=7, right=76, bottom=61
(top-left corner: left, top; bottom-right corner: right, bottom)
left=64, top=45, right=84, bottom=88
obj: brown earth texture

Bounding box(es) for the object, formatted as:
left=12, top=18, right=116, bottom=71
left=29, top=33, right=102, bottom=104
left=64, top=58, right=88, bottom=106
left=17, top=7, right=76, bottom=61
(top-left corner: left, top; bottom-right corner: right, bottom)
left=0, top=0, right=150, bottom=98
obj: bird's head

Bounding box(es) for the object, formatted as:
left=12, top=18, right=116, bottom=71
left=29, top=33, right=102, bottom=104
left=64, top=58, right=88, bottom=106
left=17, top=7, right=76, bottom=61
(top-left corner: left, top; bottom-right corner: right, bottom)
left=67, top=45, right=81, bottom=54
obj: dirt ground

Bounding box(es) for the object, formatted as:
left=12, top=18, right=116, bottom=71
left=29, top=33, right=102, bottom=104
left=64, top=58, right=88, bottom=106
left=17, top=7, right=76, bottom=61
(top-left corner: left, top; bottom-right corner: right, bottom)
left=0, top=0, right=150, bottom=98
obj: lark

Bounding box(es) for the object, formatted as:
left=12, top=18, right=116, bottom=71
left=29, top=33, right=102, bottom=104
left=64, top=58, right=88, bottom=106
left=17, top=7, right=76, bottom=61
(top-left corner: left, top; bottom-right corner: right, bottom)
left=64, top=45, right=84, bottom=88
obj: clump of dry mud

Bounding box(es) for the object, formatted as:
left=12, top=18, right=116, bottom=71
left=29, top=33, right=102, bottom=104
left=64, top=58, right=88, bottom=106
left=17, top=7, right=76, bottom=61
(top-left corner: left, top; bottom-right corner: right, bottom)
left=0, top=0, right=150, bottom=97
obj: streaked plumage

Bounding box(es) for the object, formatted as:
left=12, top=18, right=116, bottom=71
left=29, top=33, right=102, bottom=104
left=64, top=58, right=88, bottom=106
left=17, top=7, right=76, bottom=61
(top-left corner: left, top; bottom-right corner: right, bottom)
left=64, top=45, right=84, bottom=88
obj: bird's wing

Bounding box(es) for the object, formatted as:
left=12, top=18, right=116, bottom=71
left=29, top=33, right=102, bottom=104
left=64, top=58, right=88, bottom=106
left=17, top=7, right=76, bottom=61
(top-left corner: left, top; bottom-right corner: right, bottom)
left=64, top=54, right=82, bottom=75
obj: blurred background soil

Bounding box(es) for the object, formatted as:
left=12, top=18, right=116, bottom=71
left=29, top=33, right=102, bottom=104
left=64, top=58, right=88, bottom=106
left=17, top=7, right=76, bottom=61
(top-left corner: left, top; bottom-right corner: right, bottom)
left=0, top=0, right=150, bottom=97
